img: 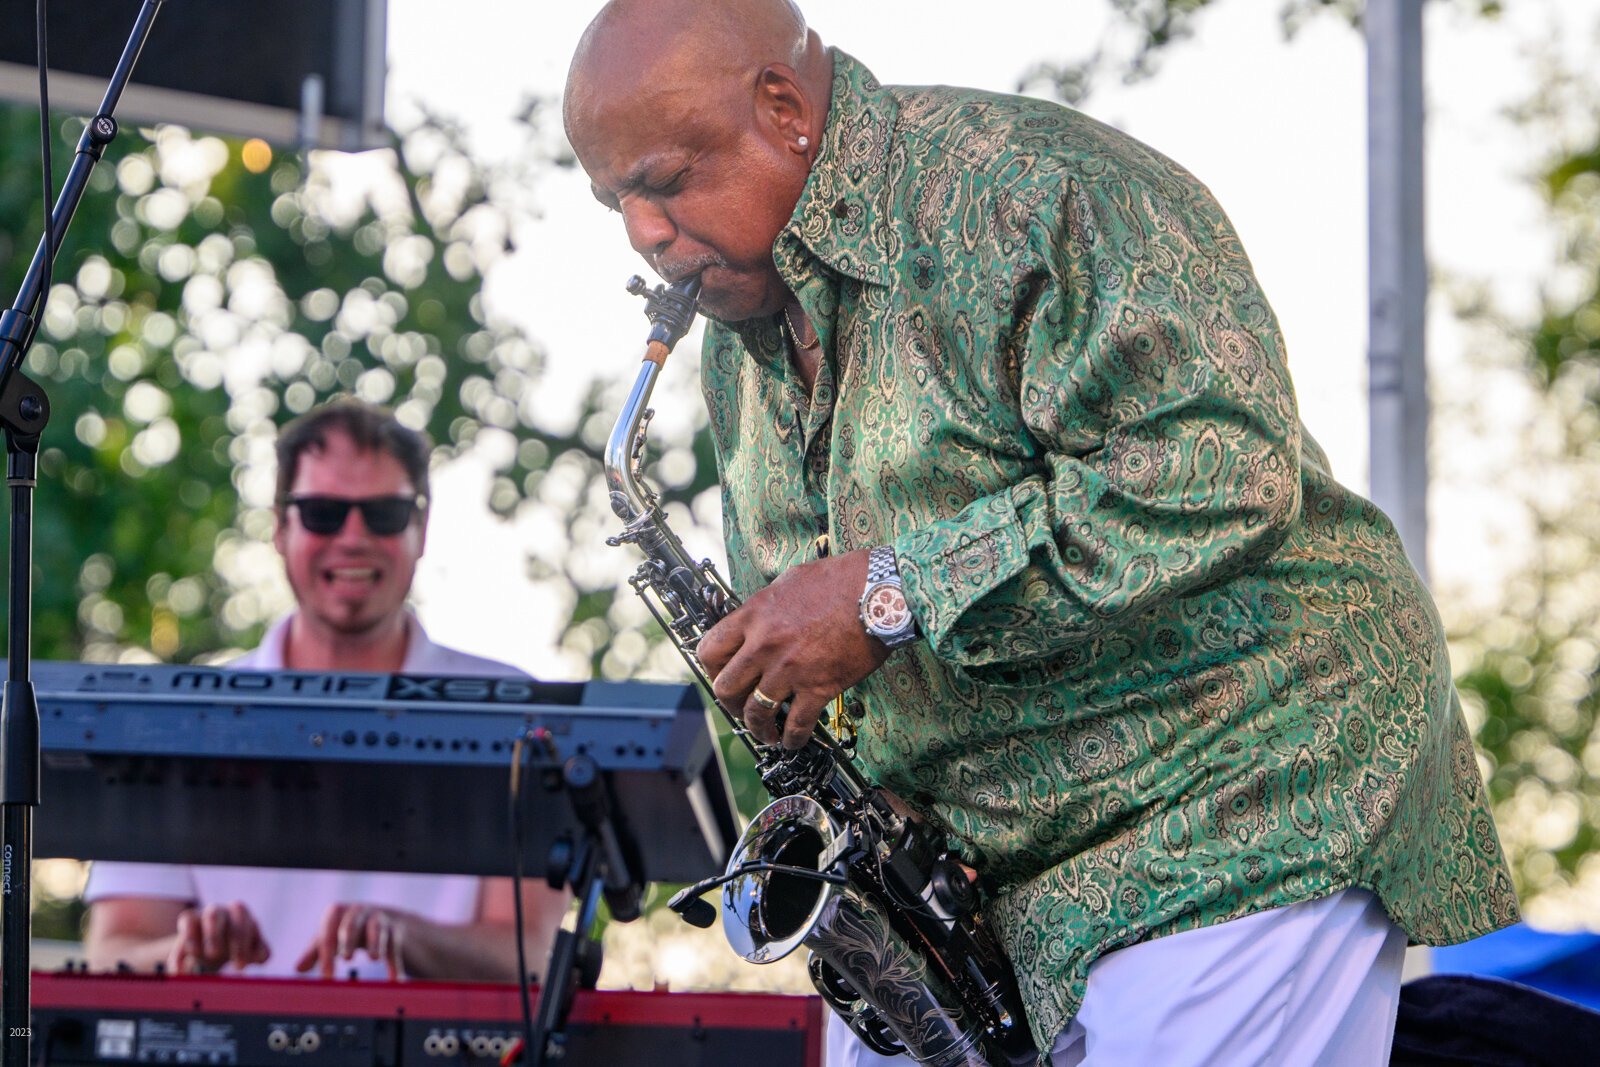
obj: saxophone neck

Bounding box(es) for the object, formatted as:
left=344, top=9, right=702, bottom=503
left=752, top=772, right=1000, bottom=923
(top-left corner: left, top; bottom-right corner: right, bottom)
left=605, top=359, right=664, bottom=524
left=605, top=274, right=703, bottom=524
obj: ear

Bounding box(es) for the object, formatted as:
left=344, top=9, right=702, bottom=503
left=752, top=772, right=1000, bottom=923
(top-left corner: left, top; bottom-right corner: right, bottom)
left=273, top=508, right=288, bottom=555
left=754, top=64, right=814, bottom=156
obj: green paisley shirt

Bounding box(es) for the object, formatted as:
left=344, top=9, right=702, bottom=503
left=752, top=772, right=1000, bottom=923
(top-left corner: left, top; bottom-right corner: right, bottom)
left=700, top=50, right=1518, bottom=1048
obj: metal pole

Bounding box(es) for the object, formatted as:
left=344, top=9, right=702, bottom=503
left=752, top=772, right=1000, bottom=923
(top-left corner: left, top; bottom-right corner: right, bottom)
left=1366, top=0, right=1429, bottom=580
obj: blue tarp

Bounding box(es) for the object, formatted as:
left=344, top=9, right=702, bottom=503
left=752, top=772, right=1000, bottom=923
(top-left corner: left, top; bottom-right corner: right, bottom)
left=1429, top=922, right=1600, bottom=1011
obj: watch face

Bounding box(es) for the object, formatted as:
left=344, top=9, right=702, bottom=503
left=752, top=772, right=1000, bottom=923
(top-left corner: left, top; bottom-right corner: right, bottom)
left=863, top=582, right=913, bottom=638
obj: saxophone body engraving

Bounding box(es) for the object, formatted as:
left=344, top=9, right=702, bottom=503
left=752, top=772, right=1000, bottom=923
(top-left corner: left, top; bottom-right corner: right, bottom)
left=605, top=276, right=1035, bottom=1066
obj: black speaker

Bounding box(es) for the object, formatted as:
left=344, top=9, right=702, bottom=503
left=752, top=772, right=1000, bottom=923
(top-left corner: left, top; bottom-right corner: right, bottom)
left=0, top=0, right=386, bottom=149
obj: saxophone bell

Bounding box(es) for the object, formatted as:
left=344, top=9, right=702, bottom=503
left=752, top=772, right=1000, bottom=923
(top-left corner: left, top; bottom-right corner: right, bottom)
left=722, top=793, right=1031, bottom=1066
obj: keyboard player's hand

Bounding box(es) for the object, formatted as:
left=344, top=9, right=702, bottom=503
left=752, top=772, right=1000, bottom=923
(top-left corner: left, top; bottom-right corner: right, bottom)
left=294, top=902, right=409, bottom=980
left=167, top=901, right=271, bottom=974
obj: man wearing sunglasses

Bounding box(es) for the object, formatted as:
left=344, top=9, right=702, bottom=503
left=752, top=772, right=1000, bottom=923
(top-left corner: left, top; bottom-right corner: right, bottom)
left=83, top=399, right=570, bottom=980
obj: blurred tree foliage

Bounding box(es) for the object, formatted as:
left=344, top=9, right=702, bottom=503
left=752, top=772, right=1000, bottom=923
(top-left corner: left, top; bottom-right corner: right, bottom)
left=1447, top=37, right=1600, bottom=918
left=0, top=100, right=729, bottom=937
left=0, top=100, right=726, bottom=667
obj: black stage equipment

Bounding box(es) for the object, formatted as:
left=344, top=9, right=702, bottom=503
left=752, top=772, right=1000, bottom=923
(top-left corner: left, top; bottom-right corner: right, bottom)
left=22, top=661, right=736, bottom=882
left=0, top=0, right=386, bottom=149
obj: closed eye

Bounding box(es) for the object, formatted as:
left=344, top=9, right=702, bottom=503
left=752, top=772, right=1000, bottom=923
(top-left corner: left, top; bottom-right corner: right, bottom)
left=647, top=168, right=689, bottom=196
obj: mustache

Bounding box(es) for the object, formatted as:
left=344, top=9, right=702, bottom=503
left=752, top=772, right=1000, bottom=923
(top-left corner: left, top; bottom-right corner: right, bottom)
left=656, top=251, right=727, bottom=282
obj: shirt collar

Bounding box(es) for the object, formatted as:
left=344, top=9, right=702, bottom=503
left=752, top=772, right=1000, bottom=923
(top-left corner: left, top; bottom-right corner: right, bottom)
left=775, top=48, right=896, bottom=290
left=248, top=609, right=427, bottom=671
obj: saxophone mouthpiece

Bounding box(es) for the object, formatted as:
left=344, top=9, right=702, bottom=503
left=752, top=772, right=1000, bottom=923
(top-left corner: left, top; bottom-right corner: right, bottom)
left=629, top=274, right=703, bottom=356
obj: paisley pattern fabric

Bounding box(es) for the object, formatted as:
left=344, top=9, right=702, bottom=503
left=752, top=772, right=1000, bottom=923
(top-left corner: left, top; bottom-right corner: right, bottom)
left=700, top=50, right=1517, bottom=1050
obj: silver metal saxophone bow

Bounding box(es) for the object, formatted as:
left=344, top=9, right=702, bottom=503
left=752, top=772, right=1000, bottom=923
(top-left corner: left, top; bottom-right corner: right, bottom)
left=605, top=275, right=1036, bottom=1067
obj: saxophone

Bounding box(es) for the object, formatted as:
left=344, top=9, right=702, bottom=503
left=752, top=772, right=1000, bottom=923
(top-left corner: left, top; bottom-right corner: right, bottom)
left=605, top=276, right=1036, bottom=1067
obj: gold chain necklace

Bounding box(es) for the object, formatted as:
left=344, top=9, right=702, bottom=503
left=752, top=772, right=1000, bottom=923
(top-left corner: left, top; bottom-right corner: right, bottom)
left=783, top=306, right=820, bottom=351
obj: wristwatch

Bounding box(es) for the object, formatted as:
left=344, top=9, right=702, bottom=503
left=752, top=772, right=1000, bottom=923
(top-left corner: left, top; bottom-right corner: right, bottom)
left=859, top=545, right=920, bottom=649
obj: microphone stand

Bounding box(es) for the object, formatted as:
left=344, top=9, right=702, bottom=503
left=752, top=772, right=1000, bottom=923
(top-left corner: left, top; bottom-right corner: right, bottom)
left=529, top=755, right=645, bottom=1067
left=0, top=3, right=164, bottom=1062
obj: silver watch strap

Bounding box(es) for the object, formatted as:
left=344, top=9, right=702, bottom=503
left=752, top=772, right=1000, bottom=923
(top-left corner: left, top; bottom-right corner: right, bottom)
left=867, top=544, right=900, bottom=584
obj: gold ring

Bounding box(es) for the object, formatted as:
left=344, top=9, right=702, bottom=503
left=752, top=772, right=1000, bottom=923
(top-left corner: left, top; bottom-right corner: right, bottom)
left=750, top=687, right=782, bottom=711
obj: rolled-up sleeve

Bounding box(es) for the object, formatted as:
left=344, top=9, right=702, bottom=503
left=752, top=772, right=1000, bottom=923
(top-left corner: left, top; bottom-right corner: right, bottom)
left=894, top=175, right=1303, bottom=668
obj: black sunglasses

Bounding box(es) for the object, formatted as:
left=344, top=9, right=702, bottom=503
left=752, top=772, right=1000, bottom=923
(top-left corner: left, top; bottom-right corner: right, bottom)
left=285, top=495, right=426, bottom=536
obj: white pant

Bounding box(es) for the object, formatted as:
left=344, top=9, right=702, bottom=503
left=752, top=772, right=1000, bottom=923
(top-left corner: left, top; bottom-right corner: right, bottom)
left=825, top=888, right=1406, bottom=1067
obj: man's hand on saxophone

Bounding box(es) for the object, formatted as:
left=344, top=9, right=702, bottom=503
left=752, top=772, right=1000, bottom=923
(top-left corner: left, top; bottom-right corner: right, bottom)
left=698, top=548, right=893, bottom=751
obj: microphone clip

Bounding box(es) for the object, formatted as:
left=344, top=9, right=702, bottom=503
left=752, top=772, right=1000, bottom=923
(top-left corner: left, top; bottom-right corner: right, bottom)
left=666, top=860, right=850, bottom=931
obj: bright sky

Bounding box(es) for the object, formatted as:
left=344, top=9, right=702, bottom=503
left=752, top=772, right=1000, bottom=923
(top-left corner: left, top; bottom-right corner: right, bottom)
left=376, top=0, right=1583, bottom=678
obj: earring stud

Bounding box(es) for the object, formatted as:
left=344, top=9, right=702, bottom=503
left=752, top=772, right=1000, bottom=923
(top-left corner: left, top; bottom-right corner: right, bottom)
left=797, top=135, right=809, bottom=149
